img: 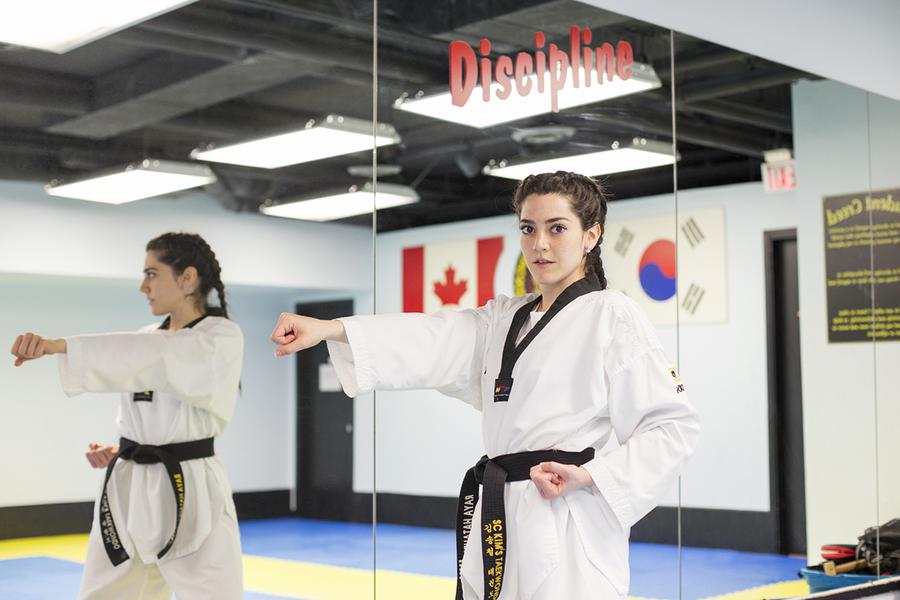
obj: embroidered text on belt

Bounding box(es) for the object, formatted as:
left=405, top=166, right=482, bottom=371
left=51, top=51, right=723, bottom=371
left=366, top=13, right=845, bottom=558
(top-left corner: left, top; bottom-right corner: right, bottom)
left=455, top=447, right=595, bottom=600
left=99, top=436, right=215, bottom=566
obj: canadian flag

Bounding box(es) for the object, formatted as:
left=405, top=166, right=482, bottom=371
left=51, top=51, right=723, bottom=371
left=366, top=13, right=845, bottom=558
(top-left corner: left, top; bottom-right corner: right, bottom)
left=402, top=236, right=504, bottom=312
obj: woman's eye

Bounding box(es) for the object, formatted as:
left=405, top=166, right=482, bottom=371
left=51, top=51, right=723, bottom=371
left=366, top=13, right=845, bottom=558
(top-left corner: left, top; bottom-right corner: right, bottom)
left=551, top=224, right=566, bottom=233
left=520, top=226, right=533, bottom=234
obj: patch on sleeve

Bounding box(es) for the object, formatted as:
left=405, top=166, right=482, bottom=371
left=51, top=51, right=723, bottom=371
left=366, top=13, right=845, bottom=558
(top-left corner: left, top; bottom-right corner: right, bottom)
left=669, top=367, right=685, bottom=394
left=133, top=390, right=154, bottom=402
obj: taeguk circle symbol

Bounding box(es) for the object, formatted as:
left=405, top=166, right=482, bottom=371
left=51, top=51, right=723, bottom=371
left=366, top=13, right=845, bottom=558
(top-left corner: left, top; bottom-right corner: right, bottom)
left=638, top=239, right=677, bottom=301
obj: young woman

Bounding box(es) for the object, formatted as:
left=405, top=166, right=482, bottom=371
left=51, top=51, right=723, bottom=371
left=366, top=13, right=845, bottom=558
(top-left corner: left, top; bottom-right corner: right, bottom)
left=10, top=233, right=244, bottom=600
left=270, top=171, right=700, bottom=600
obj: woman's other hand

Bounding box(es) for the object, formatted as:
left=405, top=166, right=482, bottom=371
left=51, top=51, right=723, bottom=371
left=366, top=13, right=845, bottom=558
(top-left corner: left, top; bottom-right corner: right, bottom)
left=85, top=443, right=119, bottom=469
left=10, top=333, right=66, bottom=366
left=270, top=313, right=347, bottom=357
left=529, top=462, right=595, bottom=500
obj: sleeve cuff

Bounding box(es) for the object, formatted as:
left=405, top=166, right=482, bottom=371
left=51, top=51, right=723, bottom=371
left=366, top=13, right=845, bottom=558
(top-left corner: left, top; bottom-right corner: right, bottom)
left=57, top=336, right=85, bottom=397
left=325, top=317, right=376, bottom=398
left=582, top=457, right=636, bottom=530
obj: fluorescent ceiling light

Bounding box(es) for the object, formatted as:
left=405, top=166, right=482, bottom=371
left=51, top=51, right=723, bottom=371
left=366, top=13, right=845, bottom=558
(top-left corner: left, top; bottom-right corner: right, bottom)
left=261, top=182, right=419, bottom=222
left=483, top=138, right=676, bottom=180
left=394, top=63, right=660, bottom=128
left=0, top=1, right=196, bottom=54
left=45, top=159, right=216, bottom=204
left=191, top=115, right=401, bottom=169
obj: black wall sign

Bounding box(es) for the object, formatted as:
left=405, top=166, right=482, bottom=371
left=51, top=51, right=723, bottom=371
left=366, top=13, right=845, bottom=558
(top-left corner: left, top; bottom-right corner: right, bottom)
left=823, top=188, right=900, bottom=342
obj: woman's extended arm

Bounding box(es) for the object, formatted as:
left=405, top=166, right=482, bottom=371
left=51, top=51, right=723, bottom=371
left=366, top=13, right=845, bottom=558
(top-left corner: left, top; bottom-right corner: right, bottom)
left=270, top=305, right=494, bottom=409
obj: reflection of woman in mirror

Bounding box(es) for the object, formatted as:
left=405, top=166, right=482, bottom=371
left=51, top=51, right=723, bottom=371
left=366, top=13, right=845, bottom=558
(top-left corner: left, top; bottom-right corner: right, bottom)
left=271, top=172, right=700, bottom=599
left=10, top=233, right=245, bottom=600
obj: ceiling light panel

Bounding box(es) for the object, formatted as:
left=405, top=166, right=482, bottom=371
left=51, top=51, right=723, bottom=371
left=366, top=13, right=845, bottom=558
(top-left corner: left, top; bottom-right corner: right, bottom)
left=261, top=182, right=419, bottom=222
left=0, top=1, right=197, bottom=53
left=192, top=115, right=401, bottom=169
left=394, top=64, right=661, bottom=128
left=44, top=160, right=216, bottom=204
left=483, top=139, right=676, bottom=180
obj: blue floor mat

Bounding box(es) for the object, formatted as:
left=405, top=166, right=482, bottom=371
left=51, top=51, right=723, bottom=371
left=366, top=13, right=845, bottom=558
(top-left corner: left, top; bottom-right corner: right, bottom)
left=0, top=557, right=83, bottom=600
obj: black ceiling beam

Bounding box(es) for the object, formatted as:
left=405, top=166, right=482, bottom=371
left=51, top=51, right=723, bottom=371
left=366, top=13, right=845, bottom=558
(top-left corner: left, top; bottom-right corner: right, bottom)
left=138, top=9, right=436, bottom=85
left=213, top=0, right=449, bottom=58
left=655, top=47, right=749, bottom=79
left=643, top=91, right=792, bottom=133
left=44, top=51, right=317, bottom=139
left=679, top=67, right=809, bottom=103
left=681, top=99, right=792, bottom=134
left=113, top=28, right=250, bottom=62
left=0, top=128, right=184, bottom=170
left=0, top=64, right=293, bottom=142
left=0, top=65, right=90, bottom=115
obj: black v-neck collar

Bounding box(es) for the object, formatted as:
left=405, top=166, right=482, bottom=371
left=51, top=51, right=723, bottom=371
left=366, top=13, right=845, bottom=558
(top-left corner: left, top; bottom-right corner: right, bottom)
left=492, top=274, right=602, bottom=402
left=159, top=314, right=208, bottom=331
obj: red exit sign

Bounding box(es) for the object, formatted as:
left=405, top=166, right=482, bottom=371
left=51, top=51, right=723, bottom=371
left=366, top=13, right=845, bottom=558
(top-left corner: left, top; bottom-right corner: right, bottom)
left=761, top=150, right=797, bottom=193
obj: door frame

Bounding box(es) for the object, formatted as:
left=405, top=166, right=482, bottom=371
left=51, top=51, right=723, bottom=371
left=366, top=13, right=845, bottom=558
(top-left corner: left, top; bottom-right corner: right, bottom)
left=763, top=228, right=806, bottom=554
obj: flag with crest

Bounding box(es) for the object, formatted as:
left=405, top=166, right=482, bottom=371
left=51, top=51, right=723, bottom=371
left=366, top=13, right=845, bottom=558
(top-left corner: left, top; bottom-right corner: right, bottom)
left=402, top=237, right=504, bottom=312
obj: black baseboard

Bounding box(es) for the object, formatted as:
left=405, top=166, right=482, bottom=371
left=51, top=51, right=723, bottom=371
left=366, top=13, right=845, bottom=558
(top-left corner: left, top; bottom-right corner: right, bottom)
left=297, top=492, right=458, bottom=529
left=631, top=506, right=779, bottom=553
left=233, top=489, right=293, bottom=521
left=376, top=493, right=457, bottom=529
left=0, top=502, right=94, bottom=540
left=1, top=489, right=293, bottom=540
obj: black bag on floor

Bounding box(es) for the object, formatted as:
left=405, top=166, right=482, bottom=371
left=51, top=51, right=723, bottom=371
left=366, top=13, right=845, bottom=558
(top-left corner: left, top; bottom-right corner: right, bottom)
left=858, top=518, right=900, bottom=574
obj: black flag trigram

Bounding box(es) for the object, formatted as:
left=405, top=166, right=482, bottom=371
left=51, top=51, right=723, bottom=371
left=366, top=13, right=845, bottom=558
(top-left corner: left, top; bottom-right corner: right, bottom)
left=614, top=228, right=635, bottom=256
left=681, top=218, right=705, bottom=248
left=682, top=283, right=705, bottom=315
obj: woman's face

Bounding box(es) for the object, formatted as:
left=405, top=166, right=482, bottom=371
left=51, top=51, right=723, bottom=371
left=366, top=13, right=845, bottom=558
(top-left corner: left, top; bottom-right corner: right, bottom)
left=519, top=192, right=600, bottom=293
left=138, top=251, right=193, bottom=316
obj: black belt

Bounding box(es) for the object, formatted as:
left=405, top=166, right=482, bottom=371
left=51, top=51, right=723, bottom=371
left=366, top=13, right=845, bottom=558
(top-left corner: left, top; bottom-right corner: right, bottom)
left=455, top=447, right=595, bottom=600
left=99, top=436, right=215, bottom=566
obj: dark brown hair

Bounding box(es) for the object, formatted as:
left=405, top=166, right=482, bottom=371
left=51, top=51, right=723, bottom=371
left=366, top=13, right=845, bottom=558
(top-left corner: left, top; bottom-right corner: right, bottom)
left=146, top=232, right=229, bottom=318
left=512, top=171, right=609, bottom=289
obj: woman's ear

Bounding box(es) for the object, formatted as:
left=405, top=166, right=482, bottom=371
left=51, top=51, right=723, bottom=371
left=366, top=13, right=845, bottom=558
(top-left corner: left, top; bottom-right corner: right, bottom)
left=180, top=266, right=200, bottom=294
left=586, top=223, right=602, bottom=250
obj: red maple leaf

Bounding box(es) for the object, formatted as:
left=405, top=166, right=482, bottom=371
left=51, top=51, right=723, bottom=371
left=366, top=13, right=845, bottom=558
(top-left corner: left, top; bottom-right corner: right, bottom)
left=434, top=265, right=468, bottom=305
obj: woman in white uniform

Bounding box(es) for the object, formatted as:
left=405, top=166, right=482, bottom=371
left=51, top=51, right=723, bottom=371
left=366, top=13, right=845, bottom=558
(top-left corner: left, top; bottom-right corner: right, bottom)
left=270, top=172, right=700, bottom=600
left=10, top=232, right=244, bottom=600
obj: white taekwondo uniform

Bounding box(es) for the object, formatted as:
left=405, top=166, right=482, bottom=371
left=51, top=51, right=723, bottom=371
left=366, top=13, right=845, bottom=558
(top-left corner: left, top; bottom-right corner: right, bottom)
left=327, top=286, right=700, bottom=600
left=56, top=315, right=244, bottom=600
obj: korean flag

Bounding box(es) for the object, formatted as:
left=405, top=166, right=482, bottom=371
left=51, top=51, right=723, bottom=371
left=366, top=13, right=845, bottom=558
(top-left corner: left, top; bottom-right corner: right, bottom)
left=603, top=207, right=727, bottom=326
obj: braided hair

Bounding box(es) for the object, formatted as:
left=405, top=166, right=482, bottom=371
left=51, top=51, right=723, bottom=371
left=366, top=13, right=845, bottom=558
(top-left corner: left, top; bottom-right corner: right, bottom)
left=146, top=233, right=230, bottom=319
left=512, top=171, right=609, bottom=290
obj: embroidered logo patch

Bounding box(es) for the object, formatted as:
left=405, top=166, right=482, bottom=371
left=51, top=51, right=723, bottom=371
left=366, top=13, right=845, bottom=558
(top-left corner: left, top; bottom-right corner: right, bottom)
left=493, top=379, right=512, bottom=402
left=669, top=368, right=685, bottom=394
left=133, top=390, right=154, bottom=402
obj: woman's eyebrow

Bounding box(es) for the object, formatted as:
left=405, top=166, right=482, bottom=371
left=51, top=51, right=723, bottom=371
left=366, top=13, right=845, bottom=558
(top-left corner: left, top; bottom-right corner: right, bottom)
left=519, top=217, right=571, bottom=224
